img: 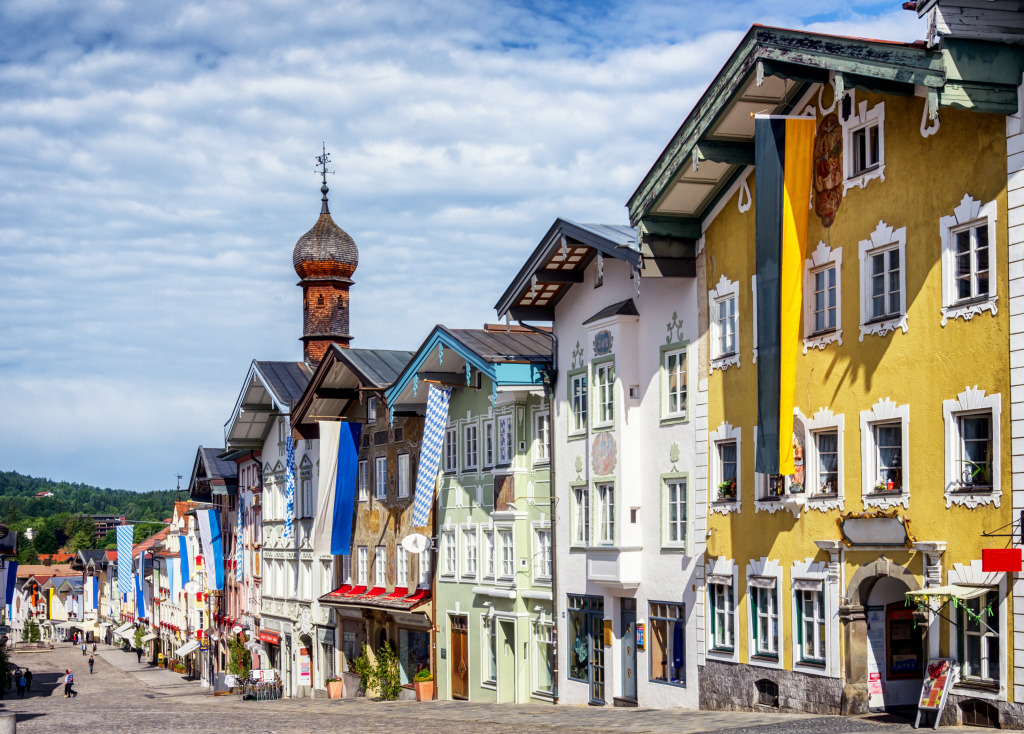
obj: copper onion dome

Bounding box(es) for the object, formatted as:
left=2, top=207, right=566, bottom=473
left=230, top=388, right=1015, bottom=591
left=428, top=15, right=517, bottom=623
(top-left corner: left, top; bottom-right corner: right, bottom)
left=292, top=181, right=359, bottom=280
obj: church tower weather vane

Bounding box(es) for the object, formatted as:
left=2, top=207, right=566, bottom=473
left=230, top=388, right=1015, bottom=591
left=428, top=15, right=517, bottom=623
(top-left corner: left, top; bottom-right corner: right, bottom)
left=316, top=142, right=335, bottom=214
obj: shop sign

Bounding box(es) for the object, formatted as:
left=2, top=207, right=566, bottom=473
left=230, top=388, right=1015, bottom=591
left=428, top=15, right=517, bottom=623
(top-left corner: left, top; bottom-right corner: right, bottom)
left=299, top=648, right=311, bottom=684
left=635, top=623, right=645, bottom=651
left=259, top=630, right=281, bottom=645
left=982, top=548, right=1022, bottom=573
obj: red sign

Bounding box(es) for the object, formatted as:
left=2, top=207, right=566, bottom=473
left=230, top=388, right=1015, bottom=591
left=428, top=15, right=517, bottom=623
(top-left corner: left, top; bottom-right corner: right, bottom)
left=982, top=548, right=1022, bottom=573
left=258, top=630, right=280, bottom=645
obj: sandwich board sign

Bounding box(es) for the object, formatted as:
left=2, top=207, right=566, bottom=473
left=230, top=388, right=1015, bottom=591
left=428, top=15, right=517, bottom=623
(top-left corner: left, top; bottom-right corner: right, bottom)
left=914, top=658, right=957, bottom=730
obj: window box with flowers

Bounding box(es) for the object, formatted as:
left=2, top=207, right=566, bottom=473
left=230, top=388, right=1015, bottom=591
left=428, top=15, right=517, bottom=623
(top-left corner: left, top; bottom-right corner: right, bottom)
left=717, top=479, right=736, bottom=501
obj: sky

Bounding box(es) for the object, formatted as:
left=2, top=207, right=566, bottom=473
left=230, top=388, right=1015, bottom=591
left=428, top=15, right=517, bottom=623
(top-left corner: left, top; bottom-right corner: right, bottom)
left=0, top=0, right=925, bottom=492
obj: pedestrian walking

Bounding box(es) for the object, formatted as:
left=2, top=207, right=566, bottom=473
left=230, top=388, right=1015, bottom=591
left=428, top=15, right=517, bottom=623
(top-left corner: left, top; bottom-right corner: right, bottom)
left=136, top=646, right=143, bottom=663
left=81, top=642, right=87, bottom=656
left=88, top=656, right=94, bottom=674
left=92, top=642, right=97, bottom=653
left=16, top=674, right=25, bottom=698
left=24, top=668, right=32, bottom=691
left=63, top=669, right=76, bottom=698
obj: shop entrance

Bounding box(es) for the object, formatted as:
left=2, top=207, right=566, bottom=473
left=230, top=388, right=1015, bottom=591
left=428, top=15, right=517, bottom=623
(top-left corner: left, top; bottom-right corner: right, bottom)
left=620, top=598, right=637, bottom=703
left=866, top=576, right=923, bottom=711
left=497, top=619, right=516, bottom=703
left=568, top=594, right=605, bottom=705
left=450, top=614, right=469, bottom=700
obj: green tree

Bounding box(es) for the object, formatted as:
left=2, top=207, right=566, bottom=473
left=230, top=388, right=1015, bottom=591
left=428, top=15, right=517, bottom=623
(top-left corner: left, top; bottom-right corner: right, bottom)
left=227, top=634, right=251, bottom=678
left=134, top=626, right=143, bottom=650
left=32, top=525, right=57, bottom=555
left=22, top=619, right=40, bottom=643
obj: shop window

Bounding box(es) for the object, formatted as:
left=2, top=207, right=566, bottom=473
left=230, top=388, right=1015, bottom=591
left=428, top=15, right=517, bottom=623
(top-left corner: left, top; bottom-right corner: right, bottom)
left=533, top=621, right=555, bottom=696
left=398, top=628, right=430, bottom=685
left=649, top=602, right=685, bottom=687
left=708, top=582, right=734, bottom=652
left=959, top=589, right=1000, bottom=685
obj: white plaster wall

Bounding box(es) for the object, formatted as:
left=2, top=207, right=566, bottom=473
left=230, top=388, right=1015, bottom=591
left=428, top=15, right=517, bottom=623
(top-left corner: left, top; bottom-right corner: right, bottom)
left=553, top=255, right=703, bottom=709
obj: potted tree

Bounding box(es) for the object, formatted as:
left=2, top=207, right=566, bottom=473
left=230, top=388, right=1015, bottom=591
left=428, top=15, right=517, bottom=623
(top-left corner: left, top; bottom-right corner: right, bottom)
left=413, top=668, right=434, bottom=701
left=325, top=674, right=344, bottom=699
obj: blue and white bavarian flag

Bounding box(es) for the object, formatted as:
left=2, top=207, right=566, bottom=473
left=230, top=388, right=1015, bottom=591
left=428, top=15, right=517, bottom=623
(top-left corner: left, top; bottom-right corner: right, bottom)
left=116, top=525, right=134, bottom=595
left=196, top=509, right=225, bottom=591
left=284, top=435, right=296, bottom=540
left=235, top=493, right=245, bottom=582
left=411, top=385, right=452, bottom=528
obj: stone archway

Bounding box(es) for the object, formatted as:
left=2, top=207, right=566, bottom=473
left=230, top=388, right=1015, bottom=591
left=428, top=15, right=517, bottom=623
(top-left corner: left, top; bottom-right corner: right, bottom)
left=839, top=557, right=921, bottom=715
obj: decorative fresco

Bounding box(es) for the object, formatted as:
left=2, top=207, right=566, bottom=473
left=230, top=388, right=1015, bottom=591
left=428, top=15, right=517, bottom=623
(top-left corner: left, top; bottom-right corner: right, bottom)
left=813, top=112, right=843, bottom=227
left=591, top=432, right=617, bottom=476
left=593, top=330, right=613, bottom=356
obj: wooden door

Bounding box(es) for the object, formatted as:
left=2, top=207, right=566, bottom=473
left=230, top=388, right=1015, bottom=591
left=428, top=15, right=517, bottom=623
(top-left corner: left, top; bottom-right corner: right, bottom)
left=450, top=615, right=469, bottom=700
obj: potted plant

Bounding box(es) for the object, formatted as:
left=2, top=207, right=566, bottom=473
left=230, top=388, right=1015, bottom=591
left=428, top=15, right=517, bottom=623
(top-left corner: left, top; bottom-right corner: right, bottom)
left=717, top=479, right=736, bottom=501
left=325, top=673, right=344, bottom=699
left=413, top=668, right=434, bottom=701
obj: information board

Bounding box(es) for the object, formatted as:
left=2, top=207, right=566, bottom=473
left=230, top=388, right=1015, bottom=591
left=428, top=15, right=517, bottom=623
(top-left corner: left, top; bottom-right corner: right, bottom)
left=914, top=658, right=957, bottom=730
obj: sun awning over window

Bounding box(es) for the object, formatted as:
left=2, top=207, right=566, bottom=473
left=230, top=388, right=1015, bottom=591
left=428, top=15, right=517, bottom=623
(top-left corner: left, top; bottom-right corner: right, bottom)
left=175, top=639, right=200, bottom=657
left=905, top=584, right=990, bottom=601
left=139, top=633, right=157, bottom=643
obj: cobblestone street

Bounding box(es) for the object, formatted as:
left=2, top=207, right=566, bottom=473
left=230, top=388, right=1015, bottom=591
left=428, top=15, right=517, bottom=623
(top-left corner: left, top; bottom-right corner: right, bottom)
left=0, top=643, right=987, bottom=734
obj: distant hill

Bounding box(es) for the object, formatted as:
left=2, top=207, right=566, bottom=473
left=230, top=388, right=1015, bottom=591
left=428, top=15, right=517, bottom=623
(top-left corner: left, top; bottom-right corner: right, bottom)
left=0, top=470, right=176, bottom=523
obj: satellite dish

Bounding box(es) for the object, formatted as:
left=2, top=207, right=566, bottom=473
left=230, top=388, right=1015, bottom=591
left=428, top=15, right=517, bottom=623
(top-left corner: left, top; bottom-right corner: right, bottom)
left=401, top=533, right=431, bottom=554
left=183, top=580, right=201, bottom=594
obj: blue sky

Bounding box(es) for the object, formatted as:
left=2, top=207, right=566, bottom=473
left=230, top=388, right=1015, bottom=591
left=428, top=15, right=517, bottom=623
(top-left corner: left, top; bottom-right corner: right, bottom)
left=0, top=0, right=923, bottom=492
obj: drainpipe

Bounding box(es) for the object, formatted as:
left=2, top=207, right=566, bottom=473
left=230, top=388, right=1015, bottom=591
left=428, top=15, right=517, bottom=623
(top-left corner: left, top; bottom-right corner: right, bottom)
left=516, top=320, right=558, bottom=702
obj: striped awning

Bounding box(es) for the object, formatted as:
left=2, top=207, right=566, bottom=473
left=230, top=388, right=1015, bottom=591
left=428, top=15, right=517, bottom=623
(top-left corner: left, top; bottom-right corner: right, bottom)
left=114, top=623, right=133, bottom=635
left=139, top=633, right=157, bottom=643
left=175, top=639, right=200, bottom=657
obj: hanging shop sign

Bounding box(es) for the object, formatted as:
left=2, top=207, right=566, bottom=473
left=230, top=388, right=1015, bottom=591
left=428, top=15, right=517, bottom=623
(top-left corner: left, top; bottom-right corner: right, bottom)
left=982, top=548, right=1022, bottom=573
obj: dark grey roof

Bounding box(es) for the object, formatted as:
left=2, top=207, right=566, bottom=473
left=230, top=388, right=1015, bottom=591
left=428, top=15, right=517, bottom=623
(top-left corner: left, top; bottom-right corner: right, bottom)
left=446, top=328, right=552, bottom=363
left=330, top=345, right=415, bottom=388
left=198, top=446, right=238, bottom=481
left=77, top=550, right=107, bottom=566
left=254, top=361, right=312, bottom=406
left=293, top=211, right=358, bottom=274
left=583, top=298, right=639, bottom=325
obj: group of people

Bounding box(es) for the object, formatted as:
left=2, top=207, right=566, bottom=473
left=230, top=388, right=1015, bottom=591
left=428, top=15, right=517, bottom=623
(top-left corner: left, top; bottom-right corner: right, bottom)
left=10, top=667, right=32, bottom=698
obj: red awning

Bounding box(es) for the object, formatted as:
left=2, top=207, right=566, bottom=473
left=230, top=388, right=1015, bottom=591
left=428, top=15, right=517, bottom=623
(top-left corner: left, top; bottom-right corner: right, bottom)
left=363, top=587, right=386, bottom=598
left=327, top=584, right=353, bottom=598
left=258, top=630, right=280, bottom=645
left=382, top=587, right=407, bottom=600
left=345, top=585, right=367, bottom=597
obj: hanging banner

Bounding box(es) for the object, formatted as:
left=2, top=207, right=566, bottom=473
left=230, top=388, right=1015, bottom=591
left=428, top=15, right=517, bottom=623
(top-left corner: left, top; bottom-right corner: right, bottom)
left=116, top=525, right=134, bottom=595
left=411, top=385, right=452, bottom=527
left=197, top=509, right=225, bottom=591
left=284, top=435, right=296, bottom=540
left=236, top=492, right=245, bottom=582
left=178, top=535, right=192, bottom=588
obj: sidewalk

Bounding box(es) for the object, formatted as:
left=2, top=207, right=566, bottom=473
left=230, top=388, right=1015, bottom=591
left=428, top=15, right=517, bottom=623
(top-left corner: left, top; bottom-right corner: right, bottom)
left=97, top=647, right=200, bottom=691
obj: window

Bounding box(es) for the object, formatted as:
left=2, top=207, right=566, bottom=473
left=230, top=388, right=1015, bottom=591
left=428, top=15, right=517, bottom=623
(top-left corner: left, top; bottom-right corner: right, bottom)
left=441, top=531, right=456, bottom=577
left=750, top=583, right=779, bottom=658
left=940, top=194, right=998, bottom=325
left=497, top=416, right=513, bottom=465
left=464, top=424, right=478, bottom=470
left=535, top=412, right=550, bottom=462
left=811, top=265, right=837, bottom=334
left=375, top=456, right=387, bottom=500
left=649, top=602, right=685, bottom=687
left=357, top=547, right=368, bottom=586
left=397, top=453, right=410, bottom=499
left=594, top=363, right=614, bottom=427
left=566, top=594, right=604, bottom=700
left=709, top=583, right=734, bottom=651
left=396, top=547, right=408, bottom=588
left=278, top=418, right=286, bottom=446
left=570, top=372, right=588, bottom=433
left=462, top=527, right=477, bottom=578
left=367, top=396, right=378, bottom=423
left=796, top=584, right=826, bottom=664
left=716, top=297, right=737, bottom=356
left=483, top=529, right=495, bottom=578
left=301, top=560, right=312, bottom=599
left=663, top=478, right=687, bottom=548
left=872, top=423, right=903, bottom=492
left=417, top=550, right=431, bottom=589
left=573, top=486, right=590, bottom=546
left=483, top=616, right=497, bottom=684
left=812, top=431, right=839, bottom=495
left=483, top=421, right=494, bottom=467
left=358, top=461, right=368, bottom=501
left=444, top=427, right=458, bottom=472
left=663, top=348, right=687, bottom=420
left=341, top=554, right=351, bottom=585
left=398, top=628, right=430, bottom=685
left=533, top=621, right=554, bottom=695
left=300, top=472, right=313, bottom=519
left=498, top=528, right=514, bottom=579
left=374, top=545, right=387, bottom=588
left=717, top=442, right=737, bottom=501
left=535, top=528, right=552, bottom=581
left=709, top=274, right=740, bottom=369
left=595, top=483, right=614, bottom=545
left=943, top=388, right=1001, bottom=506
left=960, top=589, right=999, bottom=684
left=840, top=92, right=885, bottom=192
left=858, top=222, right=907, bottom=339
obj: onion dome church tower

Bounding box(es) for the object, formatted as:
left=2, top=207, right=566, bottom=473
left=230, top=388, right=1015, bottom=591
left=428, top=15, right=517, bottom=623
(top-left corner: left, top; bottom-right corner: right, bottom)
left=292, top=145, right=358, bottom=367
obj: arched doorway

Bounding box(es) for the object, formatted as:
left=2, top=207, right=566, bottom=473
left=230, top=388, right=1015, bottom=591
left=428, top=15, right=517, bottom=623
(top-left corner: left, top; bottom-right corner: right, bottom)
left=865, top=576, right=924, bottom=711
left=298, top=634, right=313, bottom=696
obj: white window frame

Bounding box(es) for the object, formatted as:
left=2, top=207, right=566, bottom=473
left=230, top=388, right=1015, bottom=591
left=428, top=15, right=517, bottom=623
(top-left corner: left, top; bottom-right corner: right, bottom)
left=497, top=415, right=513, bottom=466
left=417, top=549, right=431, bottom=589
left=595, top=482, right=615, bottom=546
left=948, top=562, right=1007, bottom=697
left=483, top=421, right=494, bottom=468
left=705, top=558, right=737, bottom=662
left=940, top=193, right=998, bottom=326
left=375, top=456, right=387, bottom=500
left=746, top=558, right=783, bottom=669
left=367, top=396, right=378, bottom=423
left=441, top=530, right=457, bottom=578
left=662, top=477, right=688, bottom=550
left=464, top=423, right=479, bottom=471
left=482, top=615, right=497, bottom=685
left=943, top=387, right=1002, bottom=509
left=569, top=371, right=588, bottom=434
left=593, top=362, right=615, bottom=428
left=357, top=461, right=368, bottom=502
left=533, top=525, right=552, bottom=583
left=374, top=545, right=387, bottom=588
left=709, top=422, right=741, bottom=515
left=804, top=408, right=845, bottom=513
left=860, top=398, right=911, bottom=510
left=482, top=528, right=496, bottom=579
left=497, top=527, right=515, bottom=581
left=532, top=620, right=555, bottom=697
left=396, top=546, right=409, bottom=588
left=535, top=411, right=550, bottom=463
left=858, top=221, right=907, bottom=341
left=357, top=547, right=368, bottom=586
left=709, top=274, right=740, bottom=371
left=790, top=558, right=836, bottom=677
left=840, top=92, right=885, bottom=194
left=300, top=475, right=313, bottom=519
left=397, top=453, right=410, bottom=499
left=572, top=485, right=590, bottom=547
left=462, top=525, right=478, bottom=580
left=444, top=426, right=458, bottom=473
left=803, top=241, right=843, bottom=352
left=662, top=346, right=688, bottom=420
left=341, top=554, right=351, bottom=585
